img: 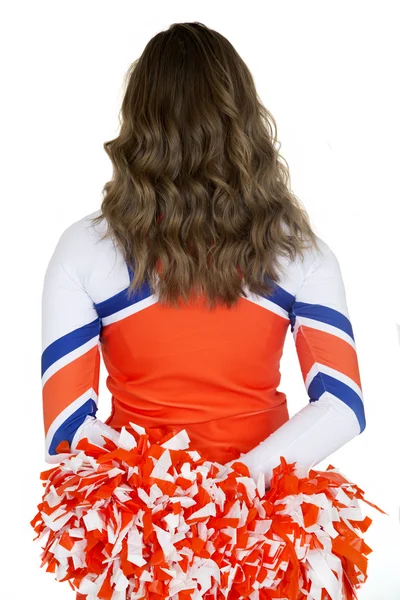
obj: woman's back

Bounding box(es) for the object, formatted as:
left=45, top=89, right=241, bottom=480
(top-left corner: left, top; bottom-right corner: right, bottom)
left=34, top=23, right=373, bottom=600
left=42, top=209, right=365, bottom=468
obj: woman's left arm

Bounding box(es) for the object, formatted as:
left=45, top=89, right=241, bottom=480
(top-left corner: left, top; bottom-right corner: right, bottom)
left=228, top=240, right=366, bottom=486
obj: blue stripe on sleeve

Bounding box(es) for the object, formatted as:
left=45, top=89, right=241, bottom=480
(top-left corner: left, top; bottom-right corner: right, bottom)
left=41, top=318, right=101, bottom=377
left=48, top=398, right=98, bottom=456
left=308, top=372, right=365, bottom=433
left=289, top=301, right=354, bottom=341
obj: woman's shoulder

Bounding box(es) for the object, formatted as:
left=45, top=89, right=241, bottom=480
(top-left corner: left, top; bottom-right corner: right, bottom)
left=48, top=209, right=123, bottom=289
left=53, top=209, right=118, bottom=260
left=57, top=208, right=107, bottom=245
left=275, top=230, right=339, bottom=298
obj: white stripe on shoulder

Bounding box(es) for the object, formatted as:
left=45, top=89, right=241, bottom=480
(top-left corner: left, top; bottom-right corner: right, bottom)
left=101, top=293, right=160, bottom=326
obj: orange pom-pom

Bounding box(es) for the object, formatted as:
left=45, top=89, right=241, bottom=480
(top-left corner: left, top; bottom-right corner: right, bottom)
left=31, top=426, right=386, bottom=600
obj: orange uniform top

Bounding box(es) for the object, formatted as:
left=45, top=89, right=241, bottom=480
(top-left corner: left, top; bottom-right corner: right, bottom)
left=41, top=210, right=365, bottom=469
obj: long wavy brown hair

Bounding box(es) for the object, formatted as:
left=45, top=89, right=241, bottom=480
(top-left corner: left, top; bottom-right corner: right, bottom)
left=91, top=21, right=318, bottom=310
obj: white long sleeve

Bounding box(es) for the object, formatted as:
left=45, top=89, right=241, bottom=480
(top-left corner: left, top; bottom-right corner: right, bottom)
left=229, top=241, right=366, bottom=486
left=41, top=219, right=119, bottom=464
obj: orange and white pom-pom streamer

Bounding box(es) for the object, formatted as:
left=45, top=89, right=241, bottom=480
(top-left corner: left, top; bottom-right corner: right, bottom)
left=31, top=423, right=386, bottom=600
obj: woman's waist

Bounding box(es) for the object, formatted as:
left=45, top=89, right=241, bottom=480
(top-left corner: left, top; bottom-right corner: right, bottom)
left=104, top=392, right=289, bottom=463
left=105, top=385, right=288, bottom=426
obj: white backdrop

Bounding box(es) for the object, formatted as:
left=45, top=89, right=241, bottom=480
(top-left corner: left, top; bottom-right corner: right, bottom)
left=1, top=1, right=399, bottom=598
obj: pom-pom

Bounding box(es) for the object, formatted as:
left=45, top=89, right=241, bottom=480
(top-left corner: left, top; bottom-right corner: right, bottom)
left=31, top=424, right=386, bottom=600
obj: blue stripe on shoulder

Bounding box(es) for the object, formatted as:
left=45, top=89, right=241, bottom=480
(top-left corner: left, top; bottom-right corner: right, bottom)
left=308, top=372, right=366, bottom=433
left=48, top=398, right=98, bottom=456
left=260, top=277, right=295, bottom=314
left=290, top=301, right=354, bottom=341
left=42, top=318, right=101, bottom=377
left=94, top=278, right=154, bottom=319
left=94, top=258, right=155, bottom=318
left=94, top=268, right=294, bottom=320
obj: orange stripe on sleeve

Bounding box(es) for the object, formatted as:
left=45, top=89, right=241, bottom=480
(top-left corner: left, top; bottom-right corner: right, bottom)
left=295, top=325, right=362, bottom=390
left=42, top=345, right=100, bottom=434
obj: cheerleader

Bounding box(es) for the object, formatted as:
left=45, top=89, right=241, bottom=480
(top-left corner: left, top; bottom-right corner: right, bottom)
left=40, top=22, right=366, bottom=600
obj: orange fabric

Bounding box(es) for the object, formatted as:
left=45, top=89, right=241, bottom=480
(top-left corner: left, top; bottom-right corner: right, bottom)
left=42, top=345, right=100, bottom=434
left=102, top=294, right=290, bottom=464
left=295, top=325, right=362, bottom=390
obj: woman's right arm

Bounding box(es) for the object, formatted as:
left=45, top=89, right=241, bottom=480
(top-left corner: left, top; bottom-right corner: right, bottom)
left=41, top=219, right=120, bottom=464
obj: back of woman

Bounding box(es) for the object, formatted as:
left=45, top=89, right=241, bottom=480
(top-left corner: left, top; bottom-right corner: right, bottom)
left=42, top=209, right=364, bottom=469
left=39, top=22, right=366, bottom=600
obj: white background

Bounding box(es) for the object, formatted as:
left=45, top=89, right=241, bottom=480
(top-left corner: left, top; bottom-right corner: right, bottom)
left=1, top=1, right=399, bottom=598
